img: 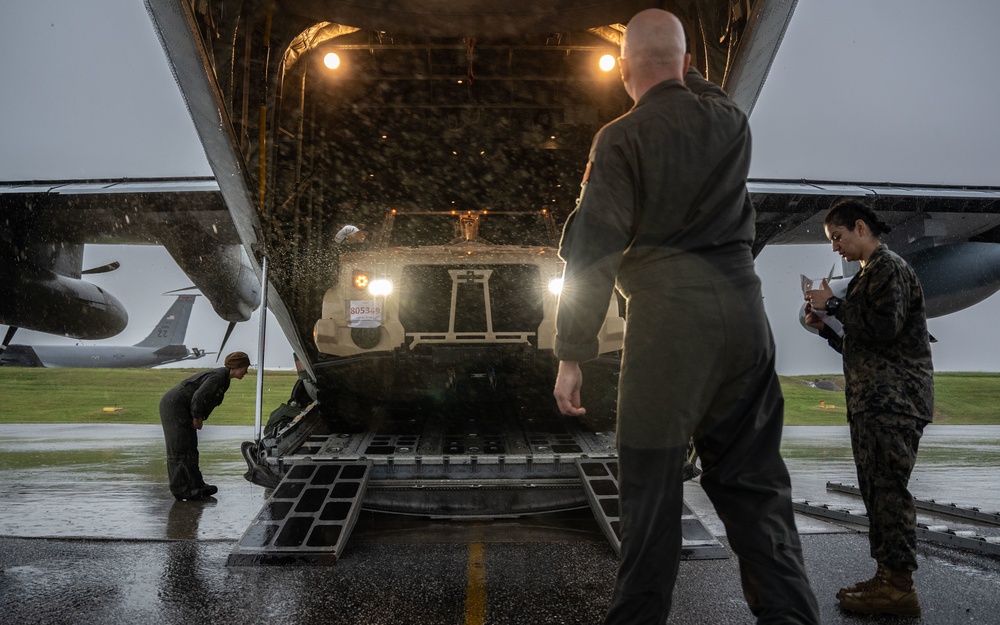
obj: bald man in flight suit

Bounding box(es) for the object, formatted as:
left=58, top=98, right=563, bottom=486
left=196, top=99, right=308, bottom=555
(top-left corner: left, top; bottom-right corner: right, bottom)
left=553, top=9, right=819, bottom=624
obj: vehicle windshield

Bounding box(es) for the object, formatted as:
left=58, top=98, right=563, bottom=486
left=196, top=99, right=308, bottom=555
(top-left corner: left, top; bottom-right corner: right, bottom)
left=386, top=213, right=555, bottom=247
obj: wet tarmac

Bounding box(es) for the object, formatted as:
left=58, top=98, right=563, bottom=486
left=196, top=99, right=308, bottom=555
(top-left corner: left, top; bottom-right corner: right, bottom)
left=2, top=424, right=999, bottom=624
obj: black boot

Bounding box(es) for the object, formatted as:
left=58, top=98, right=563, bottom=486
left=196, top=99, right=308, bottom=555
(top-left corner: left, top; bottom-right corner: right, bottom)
left=198, top=484, right=218, bottom=497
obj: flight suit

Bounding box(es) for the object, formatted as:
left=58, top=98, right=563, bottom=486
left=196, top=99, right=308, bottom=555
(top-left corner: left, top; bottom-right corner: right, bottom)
left=556, top=68, right=819, bottom=624
left=159, top=367, right=231, bottom=498
left=818, top=244, right=934, bottom=571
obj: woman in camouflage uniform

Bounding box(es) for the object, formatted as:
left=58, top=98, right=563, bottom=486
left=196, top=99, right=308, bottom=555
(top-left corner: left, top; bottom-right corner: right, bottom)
left=160, top=351, right=250, bottom=500
left=805, top=199, right=934, bottom=617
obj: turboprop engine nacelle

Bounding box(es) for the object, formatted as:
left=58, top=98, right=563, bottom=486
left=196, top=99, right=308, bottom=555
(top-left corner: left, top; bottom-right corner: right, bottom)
left=908, top=242, right=1000, bottom=317
left=0, top=274, right=128, bottom=339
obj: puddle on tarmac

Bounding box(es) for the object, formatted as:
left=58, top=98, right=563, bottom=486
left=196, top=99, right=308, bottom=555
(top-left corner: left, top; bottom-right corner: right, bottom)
left=0, top=424, right=267, bottom=540
left=0, top=424, right=998, bottom=540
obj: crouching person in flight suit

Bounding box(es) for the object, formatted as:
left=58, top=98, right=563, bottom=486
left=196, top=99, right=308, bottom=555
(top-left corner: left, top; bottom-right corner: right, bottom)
left=160, top=351, right=251, bottom=500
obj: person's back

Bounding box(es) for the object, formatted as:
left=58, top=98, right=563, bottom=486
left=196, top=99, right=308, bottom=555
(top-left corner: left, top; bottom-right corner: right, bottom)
left=161, top=367, right=230, bottom=417
left=603, top=71, right=754, bottom=277
left=552, top=9, right=819, bottom=624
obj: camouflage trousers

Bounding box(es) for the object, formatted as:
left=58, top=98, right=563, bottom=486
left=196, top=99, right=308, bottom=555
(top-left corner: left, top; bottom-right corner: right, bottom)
left=849, top=411, right=926, bottom=571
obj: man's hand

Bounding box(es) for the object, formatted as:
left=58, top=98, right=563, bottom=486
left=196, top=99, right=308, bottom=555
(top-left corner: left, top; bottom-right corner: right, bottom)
left=192, top=417, right=204, bottom=430
left=553, top=360, right=586, bottom=416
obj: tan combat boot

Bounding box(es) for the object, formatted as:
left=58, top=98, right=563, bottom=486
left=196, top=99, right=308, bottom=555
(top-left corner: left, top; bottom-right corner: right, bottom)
left=835, top=563, right=886, bottom=600
left=839, top=569, right=921, bottom=617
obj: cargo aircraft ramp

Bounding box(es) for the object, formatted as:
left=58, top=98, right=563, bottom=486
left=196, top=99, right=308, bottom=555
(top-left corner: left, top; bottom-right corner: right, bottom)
left=231, top=396, right=725, bottom=564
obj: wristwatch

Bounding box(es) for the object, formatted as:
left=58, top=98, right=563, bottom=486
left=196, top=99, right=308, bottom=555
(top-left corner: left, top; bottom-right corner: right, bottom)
left=825, top=296, right=842, bottom=317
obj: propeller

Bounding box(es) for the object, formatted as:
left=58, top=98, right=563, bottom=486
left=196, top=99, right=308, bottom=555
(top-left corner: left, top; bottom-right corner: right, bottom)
left=81, top=261, right=121, bottom=275
left=215, top=321, right=237, bottom=362
left=1, top=326, right=17, bottom=352
left=165, top=285, right=231, bottom=361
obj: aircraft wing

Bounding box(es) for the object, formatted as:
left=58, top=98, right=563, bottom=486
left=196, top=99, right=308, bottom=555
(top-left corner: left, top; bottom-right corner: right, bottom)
left=11, top=172, right=999, bottom=369
left=0, top=178, right=259, bottom=342
left=751, top=180, right=1000, bottom=252
left=752, top=180, right=1000, bottom=321
left=0, top=178, right=227, bottom=244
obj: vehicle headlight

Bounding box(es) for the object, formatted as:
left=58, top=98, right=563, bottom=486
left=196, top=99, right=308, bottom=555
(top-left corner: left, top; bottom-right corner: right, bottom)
left=369, top=278, right=393, bottom=296
left=548, top=278, right=564, bottom=295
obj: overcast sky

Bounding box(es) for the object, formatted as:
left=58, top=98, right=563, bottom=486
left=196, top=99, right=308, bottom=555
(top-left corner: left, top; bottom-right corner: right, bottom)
left=2, top=0, right=999, bottom=374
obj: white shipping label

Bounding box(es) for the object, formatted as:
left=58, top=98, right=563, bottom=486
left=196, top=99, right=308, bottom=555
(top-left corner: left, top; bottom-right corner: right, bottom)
left=348, top=299, right=382, bottom=328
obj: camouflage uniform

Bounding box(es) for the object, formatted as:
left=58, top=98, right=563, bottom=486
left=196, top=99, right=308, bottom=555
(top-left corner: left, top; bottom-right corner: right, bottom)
left=159, top=367, right=231, bottom=498
left=819, top=244, right=934, bottom=571
left=556, top=68, right=819, bottom=624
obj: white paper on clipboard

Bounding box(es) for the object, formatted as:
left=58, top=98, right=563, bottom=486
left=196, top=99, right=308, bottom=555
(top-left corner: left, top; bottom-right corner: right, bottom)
left=800, top=267, right=845, bottom=337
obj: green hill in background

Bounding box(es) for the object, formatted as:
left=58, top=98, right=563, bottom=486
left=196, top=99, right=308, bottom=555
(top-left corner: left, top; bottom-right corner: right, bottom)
left=1, top=368, right=997, bottom=426
left=779, top=372, right=1000, bottom=425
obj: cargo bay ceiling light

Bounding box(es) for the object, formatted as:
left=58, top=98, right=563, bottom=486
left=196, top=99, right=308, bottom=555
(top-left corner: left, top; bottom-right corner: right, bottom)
left=324, top=52, right=341, bottom=69
left=599, top=54, right=616, bottom=72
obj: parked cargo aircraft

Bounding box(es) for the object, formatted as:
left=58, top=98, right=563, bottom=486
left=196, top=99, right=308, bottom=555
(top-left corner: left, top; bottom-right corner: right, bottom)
left=0, top=294, right=209, bottom=368
left=5, top=0, right=1000, bottom=560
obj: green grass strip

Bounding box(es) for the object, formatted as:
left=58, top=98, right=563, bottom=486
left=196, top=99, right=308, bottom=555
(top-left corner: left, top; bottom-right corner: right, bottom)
left=1, top=369, right=997, bottom=426
left=0, top=368, right=299, bottom=425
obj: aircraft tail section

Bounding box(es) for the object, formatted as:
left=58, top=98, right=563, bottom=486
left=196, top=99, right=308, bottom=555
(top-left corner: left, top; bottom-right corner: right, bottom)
left=135, top=295, right=197, bottom=348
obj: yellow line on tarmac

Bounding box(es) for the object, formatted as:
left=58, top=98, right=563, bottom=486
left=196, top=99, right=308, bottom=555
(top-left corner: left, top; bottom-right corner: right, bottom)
left=464, top=542, right=487, bottom=625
